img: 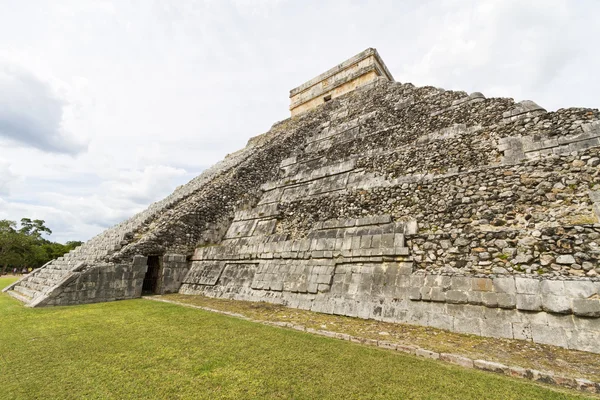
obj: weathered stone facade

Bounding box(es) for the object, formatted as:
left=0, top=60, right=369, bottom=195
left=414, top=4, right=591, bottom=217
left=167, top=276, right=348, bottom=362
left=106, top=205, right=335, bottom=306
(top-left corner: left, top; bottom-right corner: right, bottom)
left=5, top=51, right=600, bottom=353
left=289, top=48, right=394, bottom=116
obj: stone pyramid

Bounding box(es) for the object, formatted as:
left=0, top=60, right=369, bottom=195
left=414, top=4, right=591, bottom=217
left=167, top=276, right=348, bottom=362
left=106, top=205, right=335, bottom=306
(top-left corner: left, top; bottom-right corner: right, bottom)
left=5, top=49, right=600, bottom=353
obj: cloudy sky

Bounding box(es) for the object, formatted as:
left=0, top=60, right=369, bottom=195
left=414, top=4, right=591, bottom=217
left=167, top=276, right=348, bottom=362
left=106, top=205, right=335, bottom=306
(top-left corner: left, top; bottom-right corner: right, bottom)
left=0, top=0, right=598, bottom=243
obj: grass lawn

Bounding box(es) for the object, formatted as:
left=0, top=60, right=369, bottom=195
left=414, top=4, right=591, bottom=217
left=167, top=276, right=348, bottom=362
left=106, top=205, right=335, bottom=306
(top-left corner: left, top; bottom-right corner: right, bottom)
left=0, top=277, right=595, bottom=400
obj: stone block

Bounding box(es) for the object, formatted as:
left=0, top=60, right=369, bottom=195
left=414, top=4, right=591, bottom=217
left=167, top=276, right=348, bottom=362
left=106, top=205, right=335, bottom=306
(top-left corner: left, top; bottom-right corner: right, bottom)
left=576, top=378, right=599, bottom=393
left=408, top=287, right=422, bottom=300
left=472, top=278, right=493, bottom=292
left=430, top=288, right=446, bottom=302
left=572, top=299, right=600, bottom=317
left=406, top=309, right=430, bottom=326
left=467, top=291, right=483, bottom=305
left=415, top=349, right=439, bottom=359
left=481, top=320, right=513, bottom=339
left=565, top=329, right=600, bottom=354
left=450, top=276, right=471, bottom=291
left=512, top=322, right=533, bottom=341
left=378, top=341, right=398, bottom=350
left=428, top=313, right=454, bottom=330
left=360, top=235, right=372, bottom=249
left=393, top=233, right=405, bottom=248
left=440, top=353, right=474, bottom=368
left=410, top=275, right=424, bottom=286
left=454, top=317, right=481, bottom=335
left=515, top=277, right=540, bottom=294
left=531, top=324, right=567, bottom=347
left=508, top=366, right=529, bottom=379
left=495, top=293, right=516, bottom=309
left=493, top=277, right=516, bottom=294
left=396, top=344, right=417, bottom=354
left=481, top=292, right=498, bottom=308
left=403, top=220, right=418, bottom=235
left=446, top=290, right=468, bottom=304
left=397, top=263, right=413, bottom=275
left=473, top=360, right=509, bottom=374
left=540, top=280, right=565, bottom=296
left=541, top=294, right=571, bottom=314
left=564, top=281, right=598, bottom=299
left=380, top=234, right=395, bottom=249
left=516, top=294, right=542, bottom=311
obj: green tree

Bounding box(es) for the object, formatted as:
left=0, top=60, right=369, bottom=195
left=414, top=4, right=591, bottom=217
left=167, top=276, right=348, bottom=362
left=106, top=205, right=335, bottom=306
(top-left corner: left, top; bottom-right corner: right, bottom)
left=0, top=220, right=29, bottom=273
left=0, top=218, right=81, bottom=274
left=19, top=218, right=52, bottom=238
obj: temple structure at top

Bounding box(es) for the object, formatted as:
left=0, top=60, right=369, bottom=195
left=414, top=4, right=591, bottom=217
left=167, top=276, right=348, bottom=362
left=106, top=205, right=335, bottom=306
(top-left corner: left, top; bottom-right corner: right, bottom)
left=289, top=48, right=394, bottom=116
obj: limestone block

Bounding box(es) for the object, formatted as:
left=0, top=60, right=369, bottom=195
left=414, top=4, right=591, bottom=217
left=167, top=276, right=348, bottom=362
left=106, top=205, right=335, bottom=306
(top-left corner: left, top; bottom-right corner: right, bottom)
left=516, top=294, right=542, bottom=311
left=531, top=324, right=567, bottom=347
left=572, top=299, right=600, bottom=317
left=565, top=329, right=600, bottom=354
left=473, top=360, right=509, bottom=374
left=397, top=263, right=413, bottom=275
left=493, top=277, right=516, bottom=294
left=564, top=281, right=598, bottom=299
left=280, top=156, right=297, bottom=167
left=415, top=349, right=439, bottom=359
left=430, top=288, right=446, bottom=302
left=512, top=322, right=533, bottom=341
left=497, top=293, right=516, bottom=309
left=467, top=291, right=483, bottom=306
left=406, top=309, right=430, bottom=326
left=450, top=276, right=471, bottom=291
left=356, top=215, right=391, bottom=226
left=472, top=278, right=493, bottom=292
left=515, top=277, right=540, bottom=294
left=546, top=315, right=575, bottom=334
left=446, top=290, right=468, bottom=304
left=542, top=294, right=572, bottom=314
left=481, top=320, right=513, bottom=339
left=403, top=220, right=418, bottom=235
left=359, top=235, right=372, bottom=249
left=408, top=287, right=421, bottom=300
left=393, top=233, right=405, bottom=248
left=540, top=280, right=565, bottom=296
left=482, top=292, right=498, bottom=308
left=440, top=353, right=474, bottom=368
left=454, top=317, right=482, bottom=335
left=409, top=275, right=424, bottom=287
left=428, top=313, right=454, bottom=330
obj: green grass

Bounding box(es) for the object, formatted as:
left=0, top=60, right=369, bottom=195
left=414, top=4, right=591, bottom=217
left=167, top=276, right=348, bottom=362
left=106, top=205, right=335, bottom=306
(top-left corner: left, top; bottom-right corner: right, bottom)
left=0, top=277, right=594, bottom=399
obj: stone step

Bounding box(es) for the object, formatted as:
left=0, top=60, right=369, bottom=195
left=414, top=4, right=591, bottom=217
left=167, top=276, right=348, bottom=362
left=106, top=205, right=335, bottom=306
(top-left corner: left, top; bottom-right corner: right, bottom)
left=28, top=275, right=53, bottom=286
left=7, top=290, right=31, bottom=304
left=19, top=279, right=52, bottom=294
left=34, top=269, right=69, bottom=282
left=13, top=284, right=40, bottom=300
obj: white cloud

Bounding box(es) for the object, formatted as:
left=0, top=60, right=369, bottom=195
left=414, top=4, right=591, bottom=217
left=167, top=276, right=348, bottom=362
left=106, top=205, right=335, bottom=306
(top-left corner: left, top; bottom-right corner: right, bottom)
left=0, top=63, right=89, bottom=154
left=0, top=159, right=16, bottom=197
left=0, top=0, right=598, bottom=243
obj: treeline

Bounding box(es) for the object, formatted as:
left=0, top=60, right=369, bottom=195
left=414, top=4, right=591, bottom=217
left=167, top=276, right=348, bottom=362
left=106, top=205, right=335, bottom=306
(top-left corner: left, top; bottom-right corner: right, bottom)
left=0, top=218, right=83, bottom=274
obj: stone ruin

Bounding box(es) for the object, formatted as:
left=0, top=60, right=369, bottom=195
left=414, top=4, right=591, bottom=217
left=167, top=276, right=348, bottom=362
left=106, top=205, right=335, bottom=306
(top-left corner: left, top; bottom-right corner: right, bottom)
left=5, top=48, right=600, bottom=354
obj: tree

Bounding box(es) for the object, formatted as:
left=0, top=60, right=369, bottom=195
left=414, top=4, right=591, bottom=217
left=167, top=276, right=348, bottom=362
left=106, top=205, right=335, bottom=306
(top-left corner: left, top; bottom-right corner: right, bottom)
left=19, top=218, right=52, bottom=238
left=65, top=241, right=84, bottom=250
left=0, top=220, right=28, bottom=273
left=0, top=218, right=81, bottom=274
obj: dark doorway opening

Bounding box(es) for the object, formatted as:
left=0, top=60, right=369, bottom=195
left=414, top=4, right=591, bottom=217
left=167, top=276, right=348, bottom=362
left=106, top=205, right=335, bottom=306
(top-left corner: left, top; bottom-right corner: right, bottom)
left=142, top=256, right=161, bottom=294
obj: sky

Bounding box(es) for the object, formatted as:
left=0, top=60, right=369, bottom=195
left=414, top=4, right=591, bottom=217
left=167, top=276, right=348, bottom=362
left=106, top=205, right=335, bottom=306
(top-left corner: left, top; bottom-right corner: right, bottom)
left=0, top=0, right=599, bottom=243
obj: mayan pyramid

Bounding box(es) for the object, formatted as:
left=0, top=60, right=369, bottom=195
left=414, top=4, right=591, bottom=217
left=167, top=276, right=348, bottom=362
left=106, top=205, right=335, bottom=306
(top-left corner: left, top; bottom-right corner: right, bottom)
left=5, top=48, right=600, bottom=353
